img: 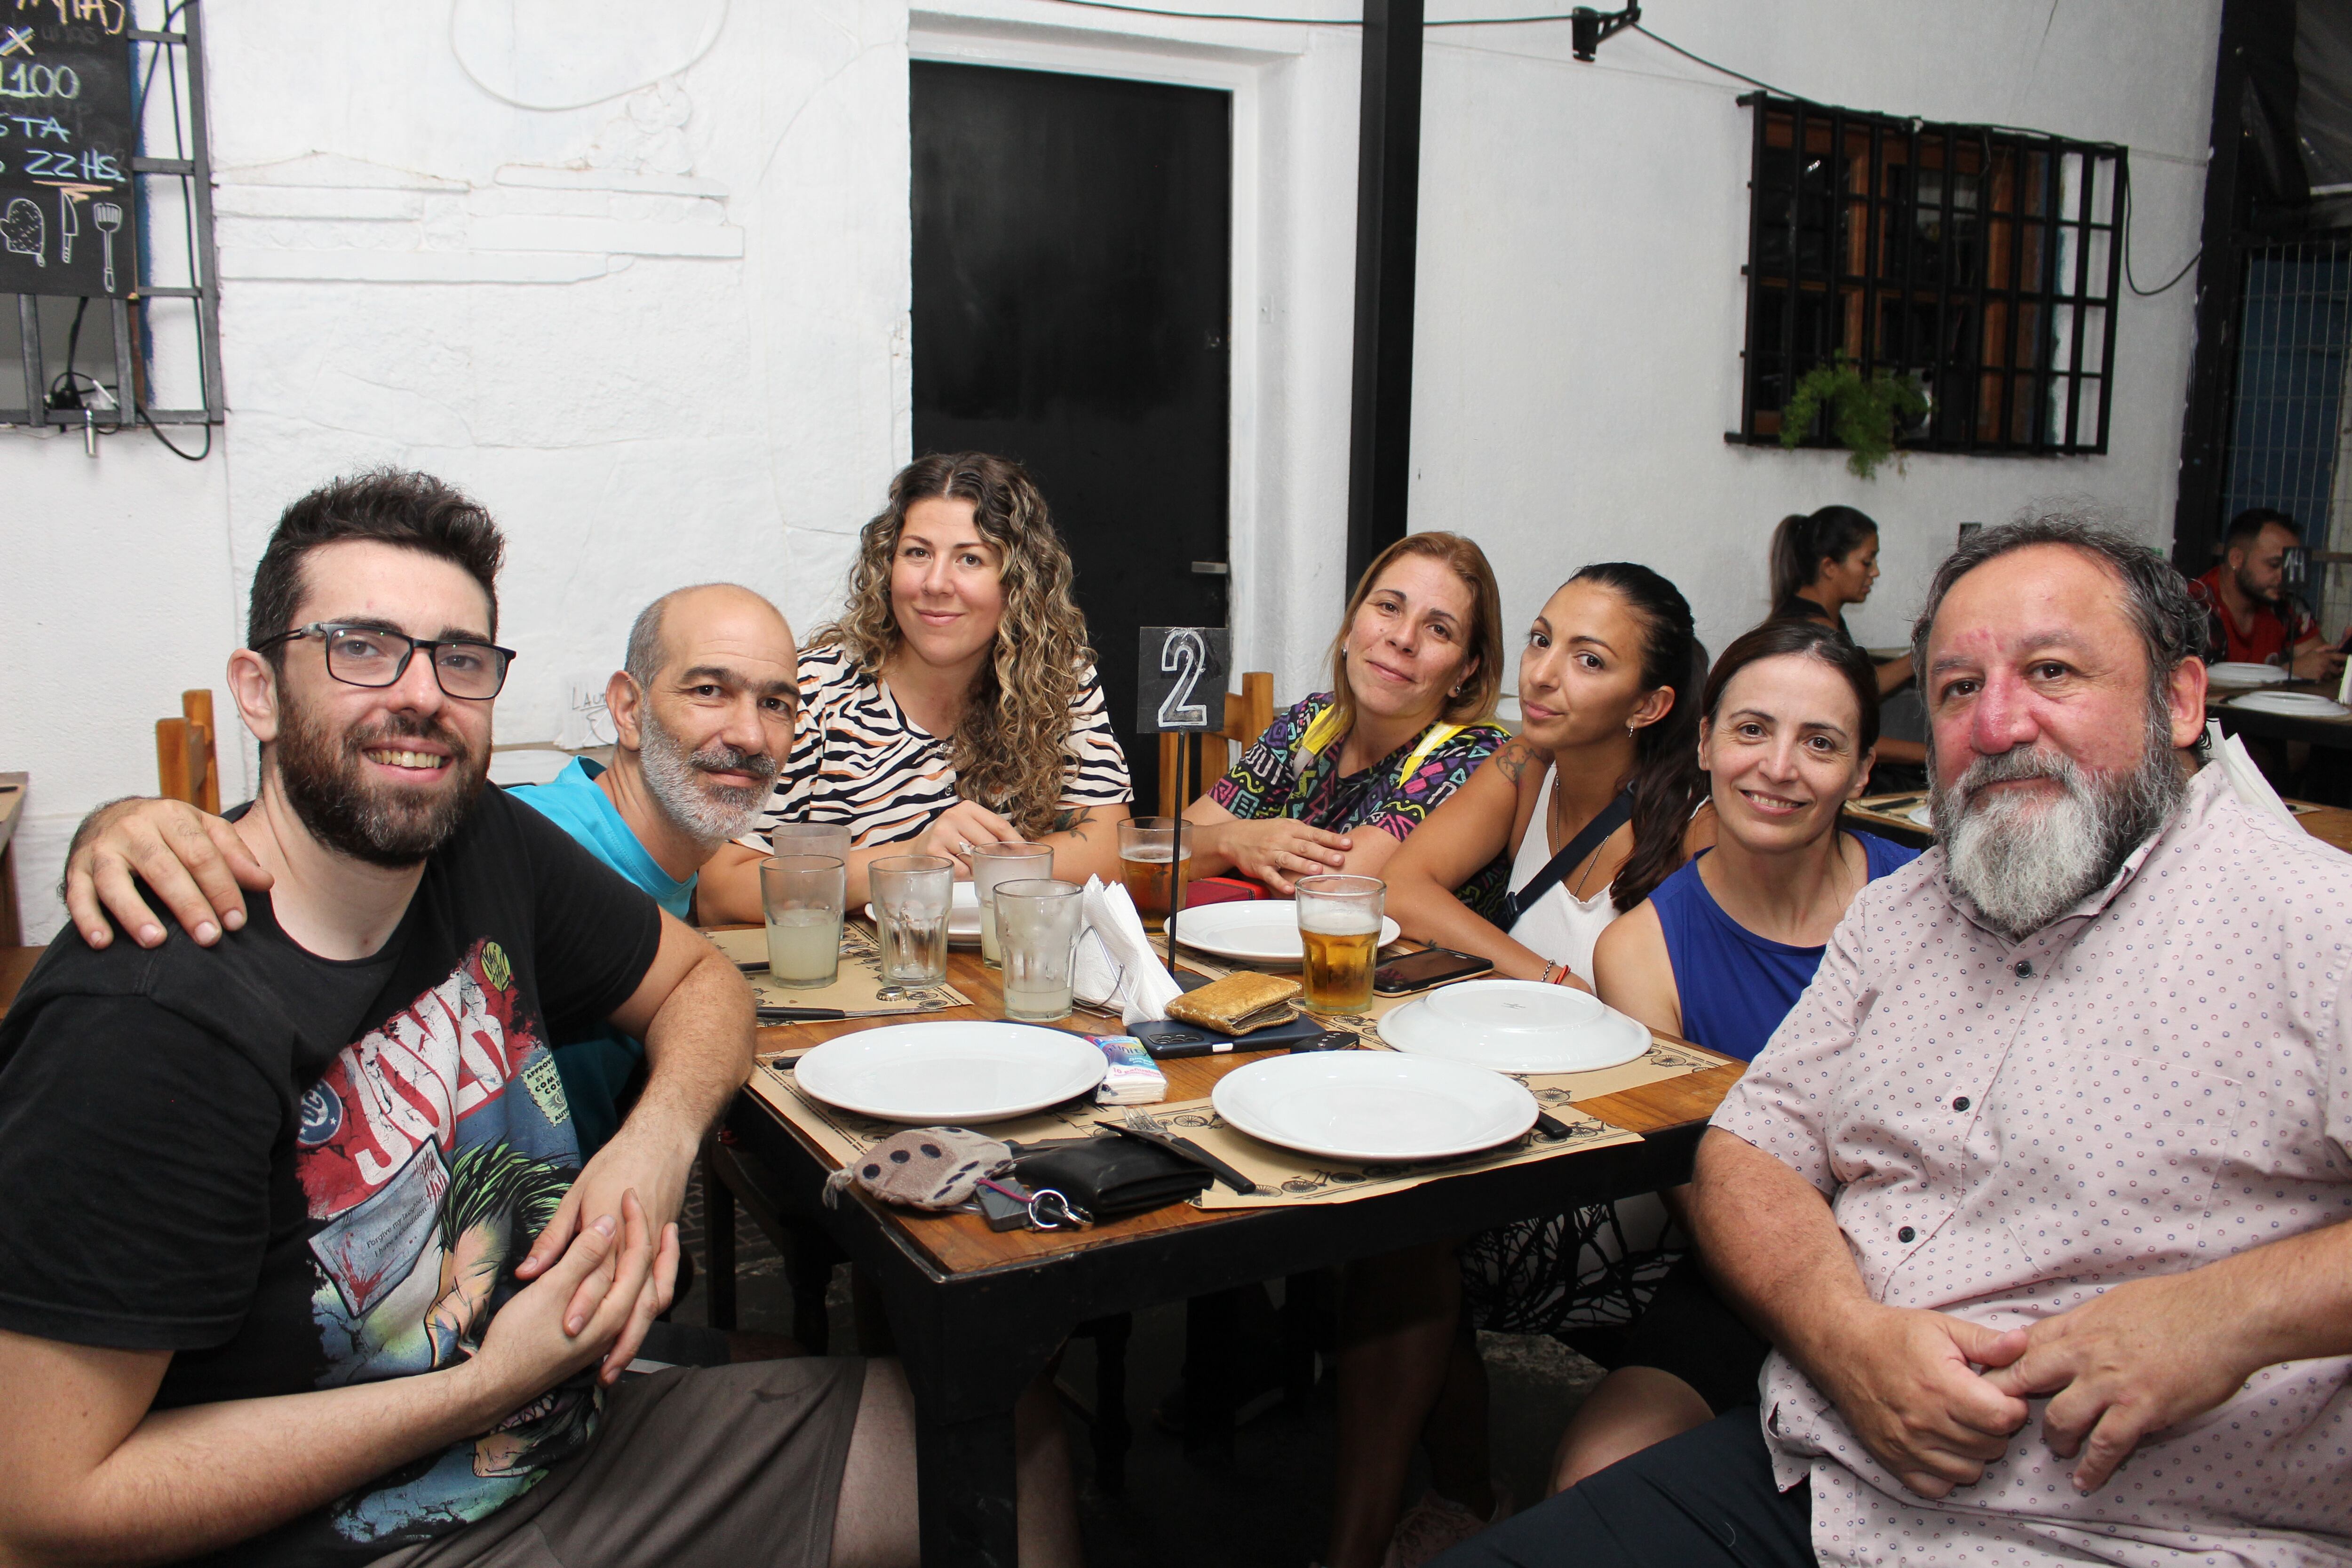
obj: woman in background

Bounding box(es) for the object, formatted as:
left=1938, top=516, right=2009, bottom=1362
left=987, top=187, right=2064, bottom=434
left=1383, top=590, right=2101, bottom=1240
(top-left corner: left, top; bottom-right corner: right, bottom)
left=1183, top=532, right=1509, bottom=897
left=1768, top=505, right=1925, bottom=772
left=700, top=452, right=1132, bottom=917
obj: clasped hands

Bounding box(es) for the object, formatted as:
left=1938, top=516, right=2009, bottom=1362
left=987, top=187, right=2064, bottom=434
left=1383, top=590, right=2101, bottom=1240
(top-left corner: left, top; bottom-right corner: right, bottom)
left=1812, top=1268, right=2261, bottom=1499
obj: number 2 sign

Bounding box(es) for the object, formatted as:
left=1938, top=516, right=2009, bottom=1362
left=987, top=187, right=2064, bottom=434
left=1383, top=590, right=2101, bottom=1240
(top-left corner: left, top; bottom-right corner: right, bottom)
left=1136, top=627, right=1229, bottom=733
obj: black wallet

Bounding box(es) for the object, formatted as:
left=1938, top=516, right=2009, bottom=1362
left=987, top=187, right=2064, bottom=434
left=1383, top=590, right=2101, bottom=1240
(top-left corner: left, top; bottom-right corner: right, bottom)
left=1011, top=1134, right=1214, bottom=1219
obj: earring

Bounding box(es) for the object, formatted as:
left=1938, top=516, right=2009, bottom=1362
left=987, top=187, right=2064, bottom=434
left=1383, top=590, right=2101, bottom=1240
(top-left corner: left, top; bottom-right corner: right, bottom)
left=1450, top=685, right=1463, bottom=698
left=1627, top=721, right=1638, bottom=739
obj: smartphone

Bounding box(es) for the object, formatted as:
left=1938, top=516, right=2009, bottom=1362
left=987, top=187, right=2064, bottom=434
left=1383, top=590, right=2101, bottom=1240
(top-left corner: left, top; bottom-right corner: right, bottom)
left=1373, top=947, right=1495, bottom=995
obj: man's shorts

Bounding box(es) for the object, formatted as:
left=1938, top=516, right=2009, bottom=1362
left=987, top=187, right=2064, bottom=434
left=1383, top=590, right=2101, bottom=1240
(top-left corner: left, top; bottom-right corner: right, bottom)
left=372, top=1357, right=866, bottom=1568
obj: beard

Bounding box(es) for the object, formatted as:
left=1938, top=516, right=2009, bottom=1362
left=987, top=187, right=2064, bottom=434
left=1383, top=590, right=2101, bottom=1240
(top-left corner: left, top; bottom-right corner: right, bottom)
left=637, top=706, right=779, bottom=850
left=1930, top=704, right=2186, bottom=941
left=2233, top=563, right=2280, bottom=607
left=273, top=699, right=488, bottom=869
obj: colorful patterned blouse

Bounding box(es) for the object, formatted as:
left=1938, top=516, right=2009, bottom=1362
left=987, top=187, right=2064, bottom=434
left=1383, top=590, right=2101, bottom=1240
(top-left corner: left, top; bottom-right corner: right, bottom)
left=1206, top=692, right=1512, bottom=919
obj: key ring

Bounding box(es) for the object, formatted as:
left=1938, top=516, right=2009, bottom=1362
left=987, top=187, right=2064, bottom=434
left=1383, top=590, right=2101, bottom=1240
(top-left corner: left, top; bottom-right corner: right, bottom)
left=1027, top=1188, right=1092, bottom=1230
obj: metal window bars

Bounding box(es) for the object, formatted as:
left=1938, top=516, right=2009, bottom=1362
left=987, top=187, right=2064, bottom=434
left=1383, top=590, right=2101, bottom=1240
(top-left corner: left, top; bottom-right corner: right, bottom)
left=2217, top=232, right=2352, bottom=636
left=1734, top=94, right=2124, bottom=458
left=3, top=0, right=221, bottom=446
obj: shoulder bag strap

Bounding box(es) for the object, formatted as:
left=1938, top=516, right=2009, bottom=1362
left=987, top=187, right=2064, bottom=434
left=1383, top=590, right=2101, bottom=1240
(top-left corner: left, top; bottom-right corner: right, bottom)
left=1508, top=787, right=1634, bottom=929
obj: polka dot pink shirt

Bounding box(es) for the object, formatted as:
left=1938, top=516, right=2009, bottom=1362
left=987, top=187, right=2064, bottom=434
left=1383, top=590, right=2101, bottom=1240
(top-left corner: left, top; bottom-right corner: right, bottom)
left=1715, top=765, right=2352, bottom=1566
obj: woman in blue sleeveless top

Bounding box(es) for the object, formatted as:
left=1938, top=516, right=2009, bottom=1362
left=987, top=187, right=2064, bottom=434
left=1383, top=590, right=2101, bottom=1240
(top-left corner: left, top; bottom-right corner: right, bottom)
left=1553, top=619, right=1919, bottom=1493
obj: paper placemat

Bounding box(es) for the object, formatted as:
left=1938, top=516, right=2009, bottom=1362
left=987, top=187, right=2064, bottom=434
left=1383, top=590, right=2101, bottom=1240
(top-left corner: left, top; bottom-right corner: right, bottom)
left=710, top=926, right=972, bottom=1047
left=746, top=1066, right=1642, bottom=1215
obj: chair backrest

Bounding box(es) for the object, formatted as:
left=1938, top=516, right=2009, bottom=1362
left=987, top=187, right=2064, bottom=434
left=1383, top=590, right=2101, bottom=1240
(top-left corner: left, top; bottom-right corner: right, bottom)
left=1156, top=670, right=1275, bottom=816
left=157, top=689, right=220, bottom=811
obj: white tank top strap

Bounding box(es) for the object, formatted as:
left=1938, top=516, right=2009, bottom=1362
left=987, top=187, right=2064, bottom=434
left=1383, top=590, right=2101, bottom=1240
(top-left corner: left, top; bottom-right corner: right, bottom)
left=1506, top=763, right=1621, bottom=986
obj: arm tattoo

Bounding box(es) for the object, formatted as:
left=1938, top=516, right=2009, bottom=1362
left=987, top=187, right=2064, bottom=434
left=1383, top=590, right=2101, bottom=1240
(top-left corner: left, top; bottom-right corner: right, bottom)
left=1492, top=740, right=1539, bottom=785
left=1053, top=806, right=1098, bottom=843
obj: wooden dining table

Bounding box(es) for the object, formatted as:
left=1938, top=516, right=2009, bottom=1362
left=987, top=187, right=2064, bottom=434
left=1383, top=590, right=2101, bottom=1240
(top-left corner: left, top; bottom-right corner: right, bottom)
left=727, top=938, right=1740, bottom=1568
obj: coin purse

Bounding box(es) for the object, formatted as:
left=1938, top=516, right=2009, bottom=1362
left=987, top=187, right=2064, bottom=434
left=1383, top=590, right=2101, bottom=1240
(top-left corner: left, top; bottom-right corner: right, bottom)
left=824, top=1127, right=1013, bottom=1210
left=1011, top=1134, right=1214, bottom=1219
left=1165, top=971, right=1302, bottom=1035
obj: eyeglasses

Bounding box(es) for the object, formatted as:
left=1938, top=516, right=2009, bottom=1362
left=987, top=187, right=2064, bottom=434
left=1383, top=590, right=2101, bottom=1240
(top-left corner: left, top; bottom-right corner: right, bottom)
left=254, top=621, right=517, bottom=700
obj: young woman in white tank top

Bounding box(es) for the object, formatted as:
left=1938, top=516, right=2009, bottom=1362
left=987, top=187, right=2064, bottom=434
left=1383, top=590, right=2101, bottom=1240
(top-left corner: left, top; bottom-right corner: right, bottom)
left=1381, top=565, right=1704, bottom=988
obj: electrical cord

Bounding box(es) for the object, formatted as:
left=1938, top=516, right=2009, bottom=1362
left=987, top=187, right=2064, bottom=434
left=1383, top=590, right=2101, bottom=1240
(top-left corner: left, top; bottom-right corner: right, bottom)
left=137, top=403, right=213, bottom=461
left=2118, top=160, right=2202, bottom=297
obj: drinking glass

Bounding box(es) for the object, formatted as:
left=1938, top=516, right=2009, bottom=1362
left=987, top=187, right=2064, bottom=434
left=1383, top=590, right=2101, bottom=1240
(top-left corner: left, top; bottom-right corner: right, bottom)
left=1295, top=874, right=1385, bottom=1014
left=760, top=855, right=846, bottom=990
left=1118, top=817, right=1193, bottom=922
left=769, top=821, right=852, bottom=866
left=870, top=854, right=954, bottom=987
left=995, top=878, right=1084, bottom=1022
left=969, top=841, right=1054, bottom=967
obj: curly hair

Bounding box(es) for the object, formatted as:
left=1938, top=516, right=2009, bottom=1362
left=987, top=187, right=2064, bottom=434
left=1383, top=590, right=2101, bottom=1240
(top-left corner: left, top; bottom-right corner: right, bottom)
left=818, top=454, right=1097, bottom=836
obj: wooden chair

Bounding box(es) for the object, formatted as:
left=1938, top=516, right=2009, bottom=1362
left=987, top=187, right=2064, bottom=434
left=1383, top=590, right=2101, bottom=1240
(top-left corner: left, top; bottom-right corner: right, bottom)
left=1156, top=670, right=1274, bottom=817
left=156, top=690, right=220, bottom=811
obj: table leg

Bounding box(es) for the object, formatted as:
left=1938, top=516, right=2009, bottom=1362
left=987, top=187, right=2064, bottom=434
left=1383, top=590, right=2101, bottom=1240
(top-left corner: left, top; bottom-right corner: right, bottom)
left=1184, top=1288, right=1240, bottom=1460
left=700, top=1154, right=737, bottom=1332
left=915, top=1404, right=1021, bottom=1568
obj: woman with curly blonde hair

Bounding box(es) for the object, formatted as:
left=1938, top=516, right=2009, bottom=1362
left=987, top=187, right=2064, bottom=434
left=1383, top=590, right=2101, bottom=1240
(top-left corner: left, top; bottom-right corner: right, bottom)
left=701, top=453, right=1133, bottom=913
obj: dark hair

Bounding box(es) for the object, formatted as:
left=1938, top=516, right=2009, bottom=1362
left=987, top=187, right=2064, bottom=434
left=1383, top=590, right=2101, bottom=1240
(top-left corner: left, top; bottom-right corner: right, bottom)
left=247, top=470, right=505, bottom=655
left=2224, top=506, right=2296, bottom=552
left=1910, top=513, right=2201, bottom=725
left=1769, top=506, right=1880, bottom=606
left=1704, top=619, right=1883, bottom=761
left=1326, top=531, right=1506, bottom=733
left=1569, top=562, right=1702, bottom=913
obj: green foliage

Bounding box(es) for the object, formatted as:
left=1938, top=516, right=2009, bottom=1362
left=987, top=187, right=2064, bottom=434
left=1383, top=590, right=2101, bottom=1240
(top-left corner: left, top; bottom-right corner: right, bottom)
left=1779, top=357, right=1930, bottom=481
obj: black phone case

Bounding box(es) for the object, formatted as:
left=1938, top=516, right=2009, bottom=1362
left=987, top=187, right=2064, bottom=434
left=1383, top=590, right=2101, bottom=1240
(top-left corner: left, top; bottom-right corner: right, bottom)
left=1373, top=948, right=1495, bottom=995
left=1131, top=1013, right=1329, bottom=1056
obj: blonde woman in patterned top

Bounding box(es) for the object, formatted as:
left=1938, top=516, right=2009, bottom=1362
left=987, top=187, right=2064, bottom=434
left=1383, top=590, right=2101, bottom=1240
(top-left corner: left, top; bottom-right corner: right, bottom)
left=699, top=454, right=1132, bottom=914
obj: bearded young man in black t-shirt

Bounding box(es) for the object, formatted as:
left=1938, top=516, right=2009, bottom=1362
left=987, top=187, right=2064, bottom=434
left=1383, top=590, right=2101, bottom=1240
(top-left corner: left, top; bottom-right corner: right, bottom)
left=0, top=473, right=1079, bottom=1568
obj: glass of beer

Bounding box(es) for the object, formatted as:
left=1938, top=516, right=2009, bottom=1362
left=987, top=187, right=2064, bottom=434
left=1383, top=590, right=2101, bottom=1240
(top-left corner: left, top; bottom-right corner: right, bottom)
left=1295, top=874, right=1384, bottom=1014
left=995, top=878, right=1084, bottom=1022
left=969, top=842, right=1054, bottom=967
left=870, top=854, right=954, bottom=987
left=1118, top=817, right=1192, bottom=922
left=760, top=855, right=845, bottom=990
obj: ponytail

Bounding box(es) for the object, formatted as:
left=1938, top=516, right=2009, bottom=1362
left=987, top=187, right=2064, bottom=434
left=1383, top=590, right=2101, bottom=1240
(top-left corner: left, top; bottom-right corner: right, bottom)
left=1567, top=563, right=1704, bottom=913
left=1768, top=506, right=1880, bottom=609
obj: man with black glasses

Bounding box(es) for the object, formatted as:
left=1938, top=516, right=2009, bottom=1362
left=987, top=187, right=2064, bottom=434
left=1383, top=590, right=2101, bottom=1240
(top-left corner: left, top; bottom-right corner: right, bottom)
left=0, top=472, right=1081, bottom=1566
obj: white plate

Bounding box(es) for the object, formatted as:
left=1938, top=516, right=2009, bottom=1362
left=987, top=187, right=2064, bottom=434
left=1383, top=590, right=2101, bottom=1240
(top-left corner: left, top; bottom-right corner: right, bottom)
left=1379, top=979, right=1653, bottom=1075
left=1907, top=801, right=1935, bottom=828
left=1212, top=1052, right=1537, bottom=1163
left=864, top=880, right=982, bottom=944
left=2227, top=690, right=2352, bottom=718
left=2208, top=661, right=2289, bottom=687
left=1173, top=899, right=1402, bottom=964
left=793, top=1022, right=1106, bottom=1123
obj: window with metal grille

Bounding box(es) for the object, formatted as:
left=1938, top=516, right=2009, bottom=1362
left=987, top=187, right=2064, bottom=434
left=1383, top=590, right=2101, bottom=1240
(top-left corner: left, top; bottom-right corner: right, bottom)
left=1734, top=95, right=2125, bottom=457
left=1, top=0, right=221, bottom=456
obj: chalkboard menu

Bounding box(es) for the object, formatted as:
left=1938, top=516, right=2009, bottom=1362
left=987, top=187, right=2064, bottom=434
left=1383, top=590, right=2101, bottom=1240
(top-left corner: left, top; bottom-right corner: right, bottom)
left=1136, top=626, right=1230, bottom=733
left=0, top=2, right=138, bottom=298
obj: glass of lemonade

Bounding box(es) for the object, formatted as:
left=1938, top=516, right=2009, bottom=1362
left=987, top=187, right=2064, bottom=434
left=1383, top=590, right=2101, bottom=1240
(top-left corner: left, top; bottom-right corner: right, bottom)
left=969, top=842, right=1054, bottom=967
left=995, top=878, right=1084, bottom=1022
left=760, top=855, right=846, bottom=989
left=1118, top=817, right=1193, bottom=922
left=1295, top=874, right=1384, bottom=1014
left=870, top=854, right=954, bottom=987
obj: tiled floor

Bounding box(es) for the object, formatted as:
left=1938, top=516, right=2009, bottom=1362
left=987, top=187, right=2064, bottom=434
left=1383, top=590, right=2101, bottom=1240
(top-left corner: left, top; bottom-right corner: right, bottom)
left=671, top=1190, right=1606, bottom=1567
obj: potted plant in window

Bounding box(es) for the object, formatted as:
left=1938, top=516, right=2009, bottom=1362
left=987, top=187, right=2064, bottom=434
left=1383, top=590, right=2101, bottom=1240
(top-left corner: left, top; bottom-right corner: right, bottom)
left=1780, top=357, right=1930, bottom=480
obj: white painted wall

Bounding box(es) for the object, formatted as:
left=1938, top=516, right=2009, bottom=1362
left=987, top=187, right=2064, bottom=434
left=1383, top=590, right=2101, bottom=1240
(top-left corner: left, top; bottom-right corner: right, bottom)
left=0, top=0, right=2218, bottom=940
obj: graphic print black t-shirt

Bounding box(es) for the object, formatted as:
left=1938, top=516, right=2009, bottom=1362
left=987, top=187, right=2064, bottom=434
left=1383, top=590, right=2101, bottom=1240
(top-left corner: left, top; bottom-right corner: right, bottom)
left=0, top=788, right=664, bottom=1565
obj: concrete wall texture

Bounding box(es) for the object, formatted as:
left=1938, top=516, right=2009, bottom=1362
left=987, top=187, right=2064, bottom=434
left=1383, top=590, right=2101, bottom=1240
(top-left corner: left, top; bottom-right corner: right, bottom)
left=1, top=0, right=2222, bottom=939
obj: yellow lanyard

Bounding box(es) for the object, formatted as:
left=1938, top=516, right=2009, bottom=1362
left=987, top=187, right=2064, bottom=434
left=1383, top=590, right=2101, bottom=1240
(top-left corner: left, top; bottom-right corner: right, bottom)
left=1295, top=705, right=1467, bottom=783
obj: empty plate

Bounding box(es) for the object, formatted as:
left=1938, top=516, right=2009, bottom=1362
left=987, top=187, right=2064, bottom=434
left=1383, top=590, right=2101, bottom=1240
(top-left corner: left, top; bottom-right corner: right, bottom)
left=1175, top=900, right=1402, bottom=964
left=793, top=1022, right=1105, bottom=1123
left=2228, top=690, right=2351, bottom=718
left=2208, top=661, right=2289, bottom=687
left=864, top=879, right=983, bottom=944
left=1907, top=800, right=1935, bottom=828
left=1379, top=979, right=1652, bottom=1074
left=1212, top=1052, right=1537, bottom=1162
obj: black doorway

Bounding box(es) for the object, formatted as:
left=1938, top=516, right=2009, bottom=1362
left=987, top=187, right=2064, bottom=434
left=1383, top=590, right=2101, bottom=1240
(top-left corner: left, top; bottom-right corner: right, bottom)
left=911, top=60, right=1233, bottom=811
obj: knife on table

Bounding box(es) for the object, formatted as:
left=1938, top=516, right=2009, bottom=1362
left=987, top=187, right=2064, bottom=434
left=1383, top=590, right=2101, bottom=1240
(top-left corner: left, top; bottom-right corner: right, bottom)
left=756, top=1002, right=951, bottom=1022
left=1107, top=1122, right=1258, bottom=1195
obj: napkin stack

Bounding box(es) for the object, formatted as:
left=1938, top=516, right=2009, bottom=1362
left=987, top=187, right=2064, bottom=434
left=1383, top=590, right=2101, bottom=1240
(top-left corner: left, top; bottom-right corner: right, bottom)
left=1089, top=1035, right=1168, bottom=1105
left=1071, top=876, right=1184, bottom=1027
left=2206, top=718, right=2300, bottom=829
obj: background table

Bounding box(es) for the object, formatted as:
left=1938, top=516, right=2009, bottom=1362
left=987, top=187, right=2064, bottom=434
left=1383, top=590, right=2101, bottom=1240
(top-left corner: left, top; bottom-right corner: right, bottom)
left=729, top=939, right=1737, bottom=1567
left=1848, top=791, right=2352, bottom=855
left=2205, top=681, right=2352, bottom=751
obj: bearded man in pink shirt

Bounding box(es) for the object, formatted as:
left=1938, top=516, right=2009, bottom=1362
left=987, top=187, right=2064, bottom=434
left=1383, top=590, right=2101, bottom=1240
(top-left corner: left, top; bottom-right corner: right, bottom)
left=1437, top=515, right=2352, bottom=1568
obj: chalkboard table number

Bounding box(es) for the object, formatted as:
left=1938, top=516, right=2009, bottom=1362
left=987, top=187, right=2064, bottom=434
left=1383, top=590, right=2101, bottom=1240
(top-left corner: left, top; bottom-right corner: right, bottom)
left=1136, top=626, right=1231, bottom=965
left=0, top=5, right=140, bottom=299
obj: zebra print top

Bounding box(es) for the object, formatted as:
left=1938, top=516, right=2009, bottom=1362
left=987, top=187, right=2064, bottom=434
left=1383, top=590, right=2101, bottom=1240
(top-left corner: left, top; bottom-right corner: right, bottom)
left=738, top=643, right=1135, bottom=851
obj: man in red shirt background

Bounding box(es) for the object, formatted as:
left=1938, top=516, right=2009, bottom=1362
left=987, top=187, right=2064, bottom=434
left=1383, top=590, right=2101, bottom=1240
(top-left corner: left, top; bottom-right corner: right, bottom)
left=2190, top=507, right=2347, bottom=681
